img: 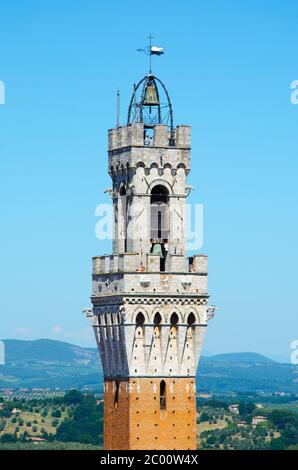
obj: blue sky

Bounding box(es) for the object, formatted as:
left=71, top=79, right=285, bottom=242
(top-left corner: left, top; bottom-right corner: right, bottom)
left=0, top=1, right=297, bottom=360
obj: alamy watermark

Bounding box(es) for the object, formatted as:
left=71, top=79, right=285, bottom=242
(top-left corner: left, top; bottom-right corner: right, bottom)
left=0, top=81, right=5, bottom=105
left=290, top=80, right=298, bottom=105
left=95, top=202, right=204, bottom=251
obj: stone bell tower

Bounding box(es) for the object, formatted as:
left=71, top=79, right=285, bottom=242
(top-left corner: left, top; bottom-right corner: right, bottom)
left=87, top=73, right=212, bottom=450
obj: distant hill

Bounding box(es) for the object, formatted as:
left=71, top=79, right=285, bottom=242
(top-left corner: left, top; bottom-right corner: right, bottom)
left=3, top=339, right=97, bottom=364
left=0, top=339, right=297, bottom=393
left=204, top=352, right=275, bottom=364
left=0, top=339, right=101, bottom=390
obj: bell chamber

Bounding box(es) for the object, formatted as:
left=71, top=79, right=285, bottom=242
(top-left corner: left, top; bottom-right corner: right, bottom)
left=127, top=74, right=173, bottom=133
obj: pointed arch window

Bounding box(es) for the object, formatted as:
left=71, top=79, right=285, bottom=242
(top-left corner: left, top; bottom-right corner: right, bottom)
left=187, top=313, right=196, bottom=325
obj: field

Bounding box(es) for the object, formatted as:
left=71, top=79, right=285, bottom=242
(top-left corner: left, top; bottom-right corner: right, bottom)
left=0, top=403, right=72, bottom=438
left=0, top=391, right=297, bottom=450
left=266, top=401, right=298, bottom=412
left=0, top=442, right=102, bottom=450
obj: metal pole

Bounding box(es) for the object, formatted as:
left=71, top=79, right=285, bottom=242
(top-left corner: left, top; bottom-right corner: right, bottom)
left=148, top=33, right=153, bottom=74
left=116, top=89, right=120, bottom=127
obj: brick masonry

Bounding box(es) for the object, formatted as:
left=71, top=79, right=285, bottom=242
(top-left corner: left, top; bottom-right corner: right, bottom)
left=104, top=377, right=196, bottom=450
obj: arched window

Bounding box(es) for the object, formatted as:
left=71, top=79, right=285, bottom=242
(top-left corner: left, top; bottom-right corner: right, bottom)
left=150, top=185, right=169, bottom=272
left=170, top=312, right=179, bottom=326
left=160, top=380, right=166, bottom=410
left=153, top=312, right=162, bottom=340
left=150, top=185, right=169, bottom=240
left=187, top=313, right=196, bottom=325
left=136, top=312, right=145, bottom=326
left=118, top=184, right=127, bottom=253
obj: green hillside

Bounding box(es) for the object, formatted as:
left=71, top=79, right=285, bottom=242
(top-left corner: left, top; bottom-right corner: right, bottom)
left=206, top=352, right=275, bottom=364
left=0, top=339, right=297, bottom=393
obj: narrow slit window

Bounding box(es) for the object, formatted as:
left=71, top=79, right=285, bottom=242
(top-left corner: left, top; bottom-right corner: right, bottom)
left=160, top=380, right=166, bottom=410
left=114, top=380, right=120, bottom=409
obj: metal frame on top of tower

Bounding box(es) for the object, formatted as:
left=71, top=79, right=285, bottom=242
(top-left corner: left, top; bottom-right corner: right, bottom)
left=127, top=74, right=174, bottom=136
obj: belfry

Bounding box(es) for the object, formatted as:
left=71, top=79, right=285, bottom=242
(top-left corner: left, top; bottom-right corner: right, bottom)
left=86, top=69, right=213, bottom=450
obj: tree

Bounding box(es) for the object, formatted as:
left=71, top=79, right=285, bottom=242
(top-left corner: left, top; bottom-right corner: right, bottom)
left=63, top=390, right=82, bottom=405
left=1, top=433, right=17, bottom=443
left=199, top=412, right=209, bottom=423
left=283, top=423, right=298, bottom=446
left=206, top=434, right=216, bottom=445
left=246, top=403, right=256, bottom=414
left=270, top=437, right=286, bottom=450
left=0, top=405, right=13, bottom=418
left=255, top=424, right=267, bottom=438
left=56, top=396, right=103, bottom=445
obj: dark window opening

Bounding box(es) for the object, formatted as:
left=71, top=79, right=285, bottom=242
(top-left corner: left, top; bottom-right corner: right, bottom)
left=187, top=313, right=196, bottom=325
left=154, top=312, right=162, bottom=326
left=136, top=312, right=145, bottom=326
left=160, top=380, right=166, bottom=410
left=170, top=312, right=179, bottom=325
left=119, top=185, right=127, bottom=253
left=158, top=211, right=162, bottom=239
left=150, top=185, right=169, bottom=204
left=114, top=381, right=120, bottom=409
left=150, top=185, right=169, bottom=241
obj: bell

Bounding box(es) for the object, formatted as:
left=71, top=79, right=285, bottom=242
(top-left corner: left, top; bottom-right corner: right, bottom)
left=152, top=243, right=164, bottom=258
left=143, top=81, right=159, bottom=106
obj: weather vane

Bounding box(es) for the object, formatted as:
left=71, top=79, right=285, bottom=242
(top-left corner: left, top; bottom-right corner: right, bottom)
left=137, top=34, right=165, bottom=74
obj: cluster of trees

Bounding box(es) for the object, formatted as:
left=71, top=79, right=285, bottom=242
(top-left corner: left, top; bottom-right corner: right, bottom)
left=199, top=409, right=227, bottom=425
left=267, top=409, right=298, bottom=450
left=199, top=400, right=298, bottom=450
left=0, top=390, right=104, bottom=447
left=55, top=390, right=103, bottom=446
left=201, top=422, right=275, bottom=450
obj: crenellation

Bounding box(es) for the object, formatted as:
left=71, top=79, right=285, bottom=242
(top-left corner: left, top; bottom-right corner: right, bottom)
left=92, top=272, right=208, bottom=298
left=109, top=143, right=191, bottom=172
left=153, top=124, right=168, bottom=147
left=176, top=125, right=191, bottom=148
left=191, top=254, right=208, bottom=274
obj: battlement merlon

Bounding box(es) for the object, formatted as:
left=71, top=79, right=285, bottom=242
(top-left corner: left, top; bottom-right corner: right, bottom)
left=108, top=123, right=191, bottom=150
left=92, top=253, right=207, bottom=275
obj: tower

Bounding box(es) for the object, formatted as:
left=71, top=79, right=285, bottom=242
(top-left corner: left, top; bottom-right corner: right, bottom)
left=87, top=72, right=211, bottom=450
